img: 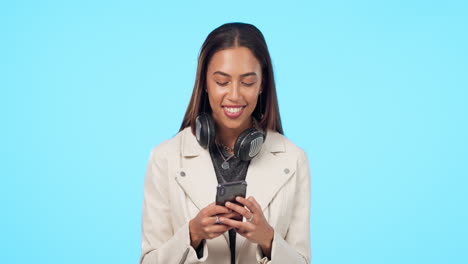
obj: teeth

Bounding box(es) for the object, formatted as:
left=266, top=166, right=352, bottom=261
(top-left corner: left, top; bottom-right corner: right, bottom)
left=224, top=107, right=243, bottom=113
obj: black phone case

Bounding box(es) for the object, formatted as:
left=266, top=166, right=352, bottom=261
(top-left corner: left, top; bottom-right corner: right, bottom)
left=215, top=180, right=247, bottom=206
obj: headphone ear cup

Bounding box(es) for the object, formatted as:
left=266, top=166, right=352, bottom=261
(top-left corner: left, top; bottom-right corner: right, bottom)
left=195, top=113, right=216, bottom=149
left=234, top=128, right=265, bottom=161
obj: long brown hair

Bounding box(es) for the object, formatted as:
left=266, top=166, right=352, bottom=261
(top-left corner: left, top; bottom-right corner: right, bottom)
left=179, top=22, right=283, bottom=135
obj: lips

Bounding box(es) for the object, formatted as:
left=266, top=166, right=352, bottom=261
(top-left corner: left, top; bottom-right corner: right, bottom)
left=223, top=106, right=245, bottom=118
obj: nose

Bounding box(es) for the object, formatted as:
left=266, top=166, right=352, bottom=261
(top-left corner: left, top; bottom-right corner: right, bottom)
left=227, top=82, right=241, bottom=101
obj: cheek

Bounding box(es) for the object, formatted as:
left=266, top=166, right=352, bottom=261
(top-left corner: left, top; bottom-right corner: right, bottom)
left=207, top=93, right=218, bottom=109
left=245, top=90, right=261, bottom=107
left=206, top=80, right=215, bottom=95
left=206, top=84, right=224, bottom=107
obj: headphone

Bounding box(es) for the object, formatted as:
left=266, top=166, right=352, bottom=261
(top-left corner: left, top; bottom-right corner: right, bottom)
left=195, top=112, right=265, bottom=161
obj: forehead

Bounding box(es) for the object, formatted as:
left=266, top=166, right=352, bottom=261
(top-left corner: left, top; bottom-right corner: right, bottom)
left=207, top=47, right=261, bottom=75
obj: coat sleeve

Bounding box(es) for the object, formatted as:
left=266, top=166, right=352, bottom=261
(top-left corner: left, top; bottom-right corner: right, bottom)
left=256, top=150, right=312, bottom=264
left=139, top=148, right=209, bottom=264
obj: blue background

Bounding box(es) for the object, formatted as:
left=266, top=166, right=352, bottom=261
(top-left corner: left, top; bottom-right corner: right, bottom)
left=1, top=0, right=467, bottom=263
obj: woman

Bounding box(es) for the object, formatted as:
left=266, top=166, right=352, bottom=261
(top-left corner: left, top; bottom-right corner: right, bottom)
left=139, top=22, right=311, bottom=264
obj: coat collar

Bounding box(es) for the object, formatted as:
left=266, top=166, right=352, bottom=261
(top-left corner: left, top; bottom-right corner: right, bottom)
left=180, top=126, right=286, bottom=157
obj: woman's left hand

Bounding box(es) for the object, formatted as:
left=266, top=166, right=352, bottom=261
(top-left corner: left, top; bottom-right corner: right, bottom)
left=219, top=196, right=274, bottom=256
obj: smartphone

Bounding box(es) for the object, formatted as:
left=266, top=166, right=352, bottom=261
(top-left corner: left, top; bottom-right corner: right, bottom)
left=216, top=180, right=247, bottom=207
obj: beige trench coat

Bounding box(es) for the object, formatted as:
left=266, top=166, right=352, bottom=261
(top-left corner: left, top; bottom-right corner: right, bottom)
left=139, top=127, right=311, bottom=264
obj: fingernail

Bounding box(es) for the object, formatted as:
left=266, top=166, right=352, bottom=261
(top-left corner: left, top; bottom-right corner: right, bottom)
left=226, top=202, right=231, bottom=206
left=236, top=197, right=241, bottom=201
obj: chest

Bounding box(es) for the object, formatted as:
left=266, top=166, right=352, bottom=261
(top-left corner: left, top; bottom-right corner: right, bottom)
left=167, top=151, right=298, bottom=238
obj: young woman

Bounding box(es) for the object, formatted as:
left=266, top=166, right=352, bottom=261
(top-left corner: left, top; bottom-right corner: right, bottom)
left=140, top=22, right=311, bottom=264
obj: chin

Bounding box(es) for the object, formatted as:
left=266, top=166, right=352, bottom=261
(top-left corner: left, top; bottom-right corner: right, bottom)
left=222, top=117, right=251, bottom=130
left=213, top=111, right=253, bottom=130
left=218, top=120, right=240, bottom=129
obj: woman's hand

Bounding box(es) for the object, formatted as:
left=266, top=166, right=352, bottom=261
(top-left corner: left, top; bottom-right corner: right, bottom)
left=219, top=196, right=274, bottom=258
left=189, top=202, right=242, bottom=248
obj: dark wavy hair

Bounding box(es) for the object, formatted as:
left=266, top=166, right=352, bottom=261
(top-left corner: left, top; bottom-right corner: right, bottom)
left=179, top=22, right=283, bottom=135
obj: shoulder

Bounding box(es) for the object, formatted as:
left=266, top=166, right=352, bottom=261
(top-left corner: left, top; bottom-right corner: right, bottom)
left=148, top=127, right=189, bottom=162
left=265, top=129, right=308, bottom=163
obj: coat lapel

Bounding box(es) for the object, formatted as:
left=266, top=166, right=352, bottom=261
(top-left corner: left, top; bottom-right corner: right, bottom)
left=235, top=130, right=296, bottom=258
left=245, top=144, right=296, bottom=212
left=175, top=128, right=231, bottom=247
left=174, top=127, right=218, bottom=211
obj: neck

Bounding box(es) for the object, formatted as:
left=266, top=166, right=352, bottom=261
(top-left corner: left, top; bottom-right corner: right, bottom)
left=215, top=119, right=253, bottom=152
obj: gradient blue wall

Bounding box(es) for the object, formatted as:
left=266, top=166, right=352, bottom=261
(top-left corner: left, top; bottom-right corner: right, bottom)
left=1, top=0, right=467, bottom=263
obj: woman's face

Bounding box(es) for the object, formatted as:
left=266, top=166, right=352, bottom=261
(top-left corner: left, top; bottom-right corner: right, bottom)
left=206, top=46, right=262, bottom=133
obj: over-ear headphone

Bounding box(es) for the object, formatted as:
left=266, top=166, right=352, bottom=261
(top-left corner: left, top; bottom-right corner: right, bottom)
left=195, top=112, right=265, bottom=161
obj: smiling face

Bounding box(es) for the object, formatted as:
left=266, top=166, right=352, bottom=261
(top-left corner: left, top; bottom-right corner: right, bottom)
left=206, top=47, right=263, bottom=135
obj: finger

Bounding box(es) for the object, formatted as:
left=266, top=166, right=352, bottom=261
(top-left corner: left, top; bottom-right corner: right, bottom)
left=205, top=205, right=232, bottom=216
left=235, top=196, right=258, bottom=214
left=225, top=201, right=251, bottom=218
left=247, top=196, right=262, bottom=213
left=201, top=203, right=215, bottom=215
left=218, top=212, right=242, bottom=219
left=207, top=212, right=242, bottom=226
left=236, top=228, right=249, bottom=236
left=208, top=213, right=240, bottom=226
left=206, top=223, right=232, bottom=233
left=208, top=215, right=221, bottom=225
left=219, top=216, right=254, bottom=231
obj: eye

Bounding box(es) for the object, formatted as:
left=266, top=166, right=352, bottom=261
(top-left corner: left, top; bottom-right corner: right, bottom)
left=242, top=82, right=256, bottom=87
left=216, top=81, right=229, bottom=86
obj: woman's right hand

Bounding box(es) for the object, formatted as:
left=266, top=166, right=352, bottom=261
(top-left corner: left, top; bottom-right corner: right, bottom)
left=189, top=202, right=241, bottom=248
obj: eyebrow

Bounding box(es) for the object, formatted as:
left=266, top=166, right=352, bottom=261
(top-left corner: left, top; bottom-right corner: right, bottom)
left=213, top=71, right=257, bottom=78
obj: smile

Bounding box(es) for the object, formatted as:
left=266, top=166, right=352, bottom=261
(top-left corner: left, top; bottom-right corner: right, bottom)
left=223, top=106, right=245, bottom=118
